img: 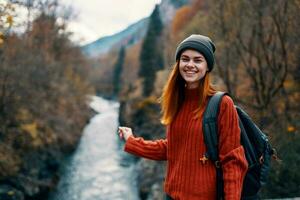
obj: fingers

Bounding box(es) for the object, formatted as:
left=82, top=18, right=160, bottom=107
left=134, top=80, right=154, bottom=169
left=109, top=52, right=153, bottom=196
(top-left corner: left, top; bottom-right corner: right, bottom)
left=118, top=126, right=133, bottom=140
left=118, top=126, right=131, bottom=133
left=119, top=130, right=124, bottom=139
left=118, top=127, right=124, bottom=139
left=118, top=126, right=126, bottom=139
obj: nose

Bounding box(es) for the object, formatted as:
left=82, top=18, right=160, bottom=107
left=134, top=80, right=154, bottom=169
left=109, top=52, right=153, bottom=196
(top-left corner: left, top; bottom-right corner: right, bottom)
left=186, top=60, right=194, bottom=68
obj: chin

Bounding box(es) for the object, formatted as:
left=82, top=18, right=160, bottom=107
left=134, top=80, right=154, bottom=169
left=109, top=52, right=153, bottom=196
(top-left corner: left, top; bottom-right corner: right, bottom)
left=184, top=77, right=199, bottom=83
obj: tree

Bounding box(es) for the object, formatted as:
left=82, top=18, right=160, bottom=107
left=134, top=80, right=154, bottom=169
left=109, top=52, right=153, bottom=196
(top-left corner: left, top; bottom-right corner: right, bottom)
left=113, top=46, right=126, bottom=97
left=171, top=6, right=194, bottom=34
left=0, top=1, right=94, bottom=198
left=209, top=0, right=299, bottom=117
left=0, top=1, right=14, bottom=48
left=206, top=0, right=300, bottom=197
left=139, top=5, right=164, bottom=96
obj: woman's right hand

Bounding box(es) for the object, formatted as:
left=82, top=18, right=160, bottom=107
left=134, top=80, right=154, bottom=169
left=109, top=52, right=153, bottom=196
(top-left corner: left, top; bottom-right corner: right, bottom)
left=118, top=126, right=133, bottom=141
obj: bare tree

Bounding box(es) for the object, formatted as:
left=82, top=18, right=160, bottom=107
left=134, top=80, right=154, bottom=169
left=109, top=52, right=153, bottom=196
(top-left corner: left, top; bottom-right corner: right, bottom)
left=210, top=0, right=299, bottom=115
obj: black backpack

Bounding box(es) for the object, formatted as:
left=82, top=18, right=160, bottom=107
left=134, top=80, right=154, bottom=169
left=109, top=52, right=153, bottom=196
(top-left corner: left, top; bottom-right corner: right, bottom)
left=202, top=92, right=276, bottom=200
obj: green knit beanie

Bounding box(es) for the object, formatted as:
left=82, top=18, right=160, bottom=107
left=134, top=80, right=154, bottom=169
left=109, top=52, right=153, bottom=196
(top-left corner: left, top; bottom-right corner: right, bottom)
left=175, top=34, right=216, bottom=72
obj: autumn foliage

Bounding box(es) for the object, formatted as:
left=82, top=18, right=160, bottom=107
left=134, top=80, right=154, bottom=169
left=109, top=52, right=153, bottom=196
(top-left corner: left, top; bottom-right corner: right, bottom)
left=115, top=0, right=300, bottom=198
left=0, top=1, right=94, bottom=198
left=174, top=0, right=300, bottom=197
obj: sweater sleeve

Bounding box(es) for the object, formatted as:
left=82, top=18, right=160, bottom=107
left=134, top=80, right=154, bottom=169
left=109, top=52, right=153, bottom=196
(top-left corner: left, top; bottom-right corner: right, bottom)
left=218, top=96, right=248, bottom=200
left=124, top=136, right=167, bottom=161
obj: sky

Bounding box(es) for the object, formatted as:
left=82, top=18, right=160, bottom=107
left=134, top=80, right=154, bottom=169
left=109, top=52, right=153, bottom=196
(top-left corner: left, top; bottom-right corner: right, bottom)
left=60, top=0, right=162, bottom=45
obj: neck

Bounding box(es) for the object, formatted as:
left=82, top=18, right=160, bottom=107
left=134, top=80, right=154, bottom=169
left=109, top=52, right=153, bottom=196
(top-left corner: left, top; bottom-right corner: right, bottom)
left=186, top=82, right=199, bottom=89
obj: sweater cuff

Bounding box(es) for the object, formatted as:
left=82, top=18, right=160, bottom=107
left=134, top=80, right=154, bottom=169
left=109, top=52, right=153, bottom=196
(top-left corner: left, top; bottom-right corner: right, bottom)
left=221, top=146, right=248, bottom=200
left=124, top=135, right=135, bottom=153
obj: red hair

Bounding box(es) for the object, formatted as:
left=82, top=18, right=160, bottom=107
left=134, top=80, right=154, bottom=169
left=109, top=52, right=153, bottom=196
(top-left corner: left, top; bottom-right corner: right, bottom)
left=160, top=61, right=216, bottom=125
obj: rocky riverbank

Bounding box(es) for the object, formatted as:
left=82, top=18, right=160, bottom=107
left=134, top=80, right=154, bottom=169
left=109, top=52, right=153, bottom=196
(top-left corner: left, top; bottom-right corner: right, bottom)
left=0, top=108, right=95, bottom=200
left=119, top=96, right=166, bottom=200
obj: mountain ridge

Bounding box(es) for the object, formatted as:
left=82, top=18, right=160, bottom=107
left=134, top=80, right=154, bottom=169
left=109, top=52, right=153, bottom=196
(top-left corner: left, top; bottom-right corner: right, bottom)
left=81, top=17, right=149, bottom=57
left=81, top=0, right=192, bottom=58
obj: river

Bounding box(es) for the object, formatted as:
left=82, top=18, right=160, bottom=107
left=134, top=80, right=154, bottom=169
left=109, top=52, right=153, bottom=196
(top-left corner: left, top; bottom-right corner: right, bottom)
left=48, top=96, right=139, bottom=200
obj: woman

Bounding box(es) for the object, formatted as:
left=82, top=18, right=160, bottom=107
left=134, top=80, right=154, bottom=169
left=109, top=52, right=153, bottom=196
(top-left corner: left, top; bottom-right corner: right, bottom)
left=118, top=34, right=248, bottom=200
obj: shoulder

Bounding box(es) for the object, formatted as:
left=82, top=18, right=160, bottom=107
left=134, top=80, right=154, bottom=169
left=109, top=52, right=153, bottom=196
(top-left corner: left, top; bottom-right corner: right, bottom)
left=221, top=95, right=234, bottom=106
left=215, top=94, right=239, bottom=122
left=219, top=94, right=235, bottom=112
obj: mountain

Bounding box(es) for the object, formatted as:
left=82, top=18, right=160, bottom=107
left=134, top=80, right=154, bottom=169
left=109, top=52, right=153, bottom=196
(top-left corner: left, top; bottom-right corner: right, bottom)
left=81, top=18, right=149, bottom=57
left=81, top=0, right=192, bottom=58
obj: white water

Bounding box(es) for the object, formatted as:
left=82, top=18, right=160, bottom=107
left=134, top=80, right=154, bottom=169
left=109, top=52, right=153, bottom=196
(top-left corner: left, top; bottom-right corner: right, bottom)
left=49, top=96, right=139, bottom=200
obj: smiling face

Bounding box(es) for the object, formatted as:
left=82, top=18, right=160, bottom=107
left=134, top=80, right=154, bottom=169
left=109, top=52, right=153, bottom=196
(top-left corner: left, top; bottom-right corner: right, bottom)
left=179, top=49, right=208, bottom=89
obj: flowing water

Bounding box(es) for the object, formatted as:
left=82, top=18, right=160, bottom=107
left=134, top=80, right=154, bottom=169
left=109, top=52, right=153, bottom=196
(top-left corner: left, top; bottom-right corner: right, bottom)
left=49, top=96, right=139, bottom=200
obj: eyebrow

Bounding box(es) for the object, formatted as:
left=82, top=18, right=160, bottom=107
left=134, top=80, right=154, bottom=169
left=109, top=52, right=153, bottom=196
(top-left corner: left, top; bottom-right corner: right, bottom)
left=181, top=54, right=204, bottom=59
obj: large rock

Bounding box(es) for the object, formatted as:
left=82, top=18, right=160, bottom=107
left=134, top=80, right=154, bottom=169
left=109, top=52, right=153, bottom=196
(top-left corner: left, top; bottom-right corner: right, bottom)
left=136, top=159, right=165, bottom=200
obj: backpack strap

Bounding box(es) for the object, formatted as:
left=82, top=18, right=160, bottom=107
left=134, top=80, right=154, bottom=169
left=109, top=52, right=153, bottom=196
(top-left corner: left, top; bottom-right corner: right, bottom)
left=203, top=91, right=227, bottom=162
left=203, top=91, right=227, bottom=200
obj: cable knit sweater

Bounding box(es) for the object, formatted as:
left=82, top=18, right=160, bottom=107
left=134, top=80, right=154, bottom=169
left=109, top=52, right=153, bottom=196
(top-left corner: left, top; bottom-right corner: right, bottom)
left=124, top=88, right=248, bottom=200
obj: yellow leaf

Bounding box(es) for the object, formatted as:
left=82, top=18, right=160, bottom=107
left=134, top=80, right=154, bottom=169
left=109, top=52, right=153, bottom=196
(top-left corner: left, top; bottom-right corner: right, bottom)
left=8, top=190, right=15, bottom=196
left=17, top=108, right=32, bottom=121
left=287, top=125, right=296, bottom=133
left=6, top=15, right=13, bottom=26
left=0, top=32, right=3, bottom=45
left=21, top=122, right=38, bottom=138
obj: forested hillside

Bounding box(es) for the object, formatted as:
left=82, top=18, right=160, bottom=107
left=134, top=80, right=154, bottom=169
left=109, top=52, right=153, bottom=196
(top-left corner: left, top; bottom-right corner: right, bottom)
left=0, top=1, right=94, bottom=199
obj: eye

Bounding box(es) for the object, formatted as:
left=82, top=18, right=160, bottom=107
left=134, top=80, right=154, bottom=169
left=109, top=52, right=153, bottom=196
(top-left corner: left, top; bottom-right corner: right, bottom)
left=194, top=59, right=202, bottom=63
left=180, top=57, right=189, bottom=62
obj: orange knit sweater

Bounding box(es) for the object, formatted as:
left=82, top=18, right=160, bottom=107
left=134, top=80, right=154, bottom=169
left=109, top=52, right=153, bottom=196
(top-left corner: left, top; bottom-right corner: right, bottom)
left=124, top=88, right=248, bottom=200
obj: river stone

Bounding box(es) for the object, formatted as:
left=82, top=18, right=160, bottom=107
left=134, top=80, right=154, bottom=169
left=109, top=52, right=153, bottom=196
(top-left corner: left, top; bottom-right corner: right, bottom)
left=147, top=182, right=164, bottom=200
left=0, top=185, right=24, bottom=200
left=13, top=176, right=40, bottom=196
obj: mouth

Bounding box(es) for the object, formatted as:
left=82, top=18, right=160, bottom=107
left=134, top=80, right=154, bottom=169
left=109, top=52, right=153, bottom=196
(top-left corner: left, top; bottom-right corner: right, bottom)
left=184, top=70, right=198, bottom=75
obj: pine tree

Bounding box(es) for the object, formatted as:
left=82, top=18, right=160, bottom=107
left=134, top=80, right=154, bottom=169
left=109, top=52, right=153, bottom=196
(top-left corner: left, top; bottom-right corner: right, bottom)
left=113, top=46, right=125, bottom=97
left=139, top=5, right=164, bottom=96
